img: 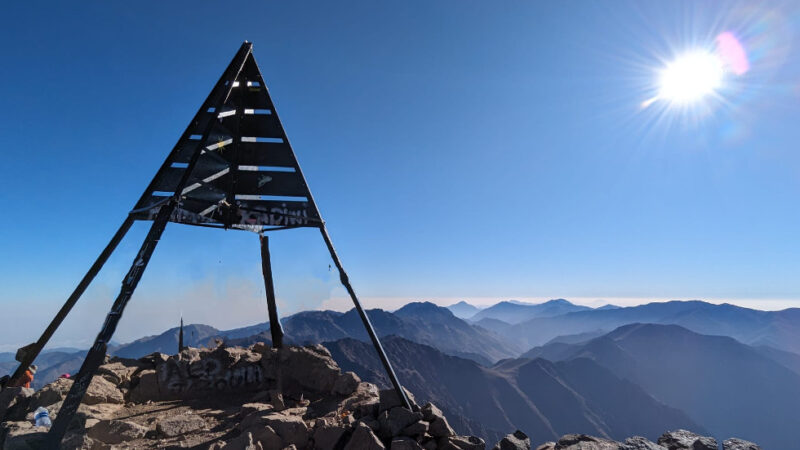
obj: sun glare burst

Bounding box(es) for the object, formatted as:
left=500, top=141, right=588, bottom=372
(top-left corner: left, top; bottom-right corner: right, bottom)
left=658, top=51, right=724, bottom=104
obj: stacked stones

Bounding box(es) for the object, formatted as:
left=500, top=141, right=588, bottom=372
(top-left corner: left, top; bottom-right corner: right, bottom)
left=226, top=346, right=488, bottom=449
left=0, top=344, right=762, bottom=450
left=533, top=430, right=761, bottom=450
left=0, top=344, right=492, bottom=449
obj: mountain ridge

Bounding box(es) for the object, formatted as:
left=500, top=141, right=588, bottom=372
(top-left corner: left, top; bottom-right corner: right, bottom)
left=324, top=335, right=703, bottom=444
left=522, top=322, right=800, bottom=449
left=469, top=299, right=591, bottom=324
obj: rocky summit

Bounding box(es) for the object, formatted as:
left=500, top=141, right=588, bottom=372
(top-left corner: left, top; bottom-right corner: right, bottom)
left=0, top=344, right=761, bottom=450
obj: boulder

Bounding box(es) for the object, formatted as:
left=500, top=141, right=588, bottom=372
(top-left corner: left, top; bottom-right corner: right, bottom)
left=129, top=369, right=160, bottom=403
left=344, top=422, right=385, bottom=450
left=723, top=438, right=761, bottom=450
left=29, top=378, right=71, bottom=410
left=83, top=376, right=124, bottom=405
left=313, top=423, right=348, bottom=450
left=359, top=416, right=380, bottom=431
left=138, top=352, right=169, bottom=367
left=422, top=439, right=439, bottom=450
left=554, top=434, right=618, bottom=450
left=341, top=382, right=379, bottom=404
left=87, top=419, right=149, bottom=444
left=241, top=402, right=274, bottom=418
left=278, top=346, right=341, bottom=393
left=97, top=360, right=140, bottom=387
left=401, top=420, right=429, bottom=437
left=251, top=425, right=283, bottom=449
left=379, top=388, right=418, bottom=413
left=251, top=342, right=270, bottom=354
left=225, top=431, right=265, bottom=450
left=306, top=344, right=334, bottom=359
left=535, top=444, right=555, bottom=450
left=156, top=413, right=207, bottom=437
left=61, top=432, right=96, bottom=450
left=422, top=403, right=455, bottom=438
left=179, top=347, right=202, bottom=362
left=240, top=412, right=308, bottom=447
left=333, top=371, right=361, bottom=396
left=0, top=421, right=47, bottom=450
left=492, top=430, right=531, bottom=450
left=76, top=402, right=124, bottom=421
left=391, top=436, right=424, bottom=450
left=439, top=435, right=486, bottom=450
left=220, top=346, right=261, bottom=365
left=341, top=384, right=380, bottom=418
left=658, top=430, right=717, bottom=450
left=0, top=387, right=34, bottom=422
left=378, top=406, right=424, bottom=438
left=620, top=436, right=667, bottom=450
left=352, top=398, right=380, bottom=419
left=619, top=436, right=666, bottom=450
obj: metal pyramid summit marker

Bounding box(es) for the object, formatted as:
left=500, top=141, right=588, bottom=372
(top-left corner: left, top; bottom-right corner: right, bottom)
left=131, top=43, right=321, bottom=231
left=4, top=42, right=411, bottom=446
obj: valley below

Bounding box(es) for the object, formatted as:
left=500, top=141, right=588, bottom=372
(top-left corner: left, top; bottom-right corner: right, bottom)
left=2, top=299, right=796, bottom=448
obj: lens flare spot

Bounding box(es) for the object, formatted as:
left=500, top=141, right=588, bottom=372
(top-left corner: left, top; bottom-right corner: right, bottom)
left=716, top=32, right=750, bottom=75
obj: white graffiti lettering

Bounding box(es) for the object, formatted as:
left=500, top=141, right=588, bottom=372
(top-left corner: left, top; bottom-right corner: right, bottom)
left=158, top=358, right=263, bottom=395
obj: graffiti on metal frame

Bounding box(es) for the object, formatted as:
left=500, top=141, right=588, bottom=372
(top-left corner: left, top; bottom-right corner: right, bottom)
left=240, top=206, right=310, bottom=226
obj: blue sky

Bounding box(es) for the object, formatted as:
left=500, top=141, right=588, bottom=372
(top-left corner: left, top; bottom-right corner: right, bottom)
left=1, top=1, right=799, bottom=348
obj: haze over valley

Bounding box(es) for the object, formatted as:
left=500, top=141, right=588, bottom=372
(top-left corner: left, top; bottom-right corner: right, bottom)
left=5, top=298, right=797, bottom=448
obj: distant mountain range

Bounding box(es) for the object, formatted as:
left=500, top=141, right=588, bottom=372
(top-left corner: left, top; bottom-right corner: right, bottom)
left=465, top=299, right=591, bottom=324
left=112, top=324, right=221, bottom=358
left=523, top=323, right=800, bottom=449
left=446, top=301, right=483, bottom=319
left=0, top=349, right=86, bottom=389
left=490, top=300, right=800, bottom=353
left=97, top=301, right=521, bottom=367
left=3, top=298, right=799, bottom=448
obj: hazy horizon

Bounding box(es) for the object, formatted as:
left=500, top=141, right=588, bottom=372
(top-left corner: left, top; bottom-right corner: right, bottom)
left=2, top=2, right=800, bottom=354
left=1, top=295, right=795, bottom=353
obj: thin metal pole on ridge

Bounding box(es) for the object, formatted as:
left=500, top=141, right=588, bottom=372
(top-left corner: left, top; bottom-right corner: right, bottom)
left=45, top=42, right=253, bottom=447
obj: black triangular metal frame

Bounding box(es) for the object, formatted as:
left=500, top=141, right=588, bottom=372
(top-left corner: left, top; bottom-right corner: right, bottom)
left=4, top=42, right=411, bottom=446
left=131, top=44, right=323, bottom=232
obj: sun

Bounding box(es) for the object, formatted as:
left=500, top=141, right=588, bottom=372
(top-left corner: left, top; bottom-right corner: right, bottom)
left=658, top=51, right=724, bottom=104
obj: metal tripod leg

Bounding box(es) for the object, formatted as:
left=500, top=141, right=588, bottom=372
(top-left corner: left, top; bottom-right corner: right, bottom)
left=260, top=234, right=284, bottom=348
left=8, top=216, right=134, bottom=387
left=318, top=225, right=412, bottom=410
left=45, top=206, right=172, bottom=446
left=42, top=41, right=250, bottom=447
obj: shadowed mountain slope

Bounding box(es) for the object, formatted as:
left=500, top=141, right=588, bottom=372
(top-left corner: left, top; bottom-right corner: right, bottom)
left=324, top=336, right=701, bottom=445
left=522, top=323, right=800, bottom=449
left=393, top=302, right=524, bottom=360
left=226, top=304, right=519, bottom=364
